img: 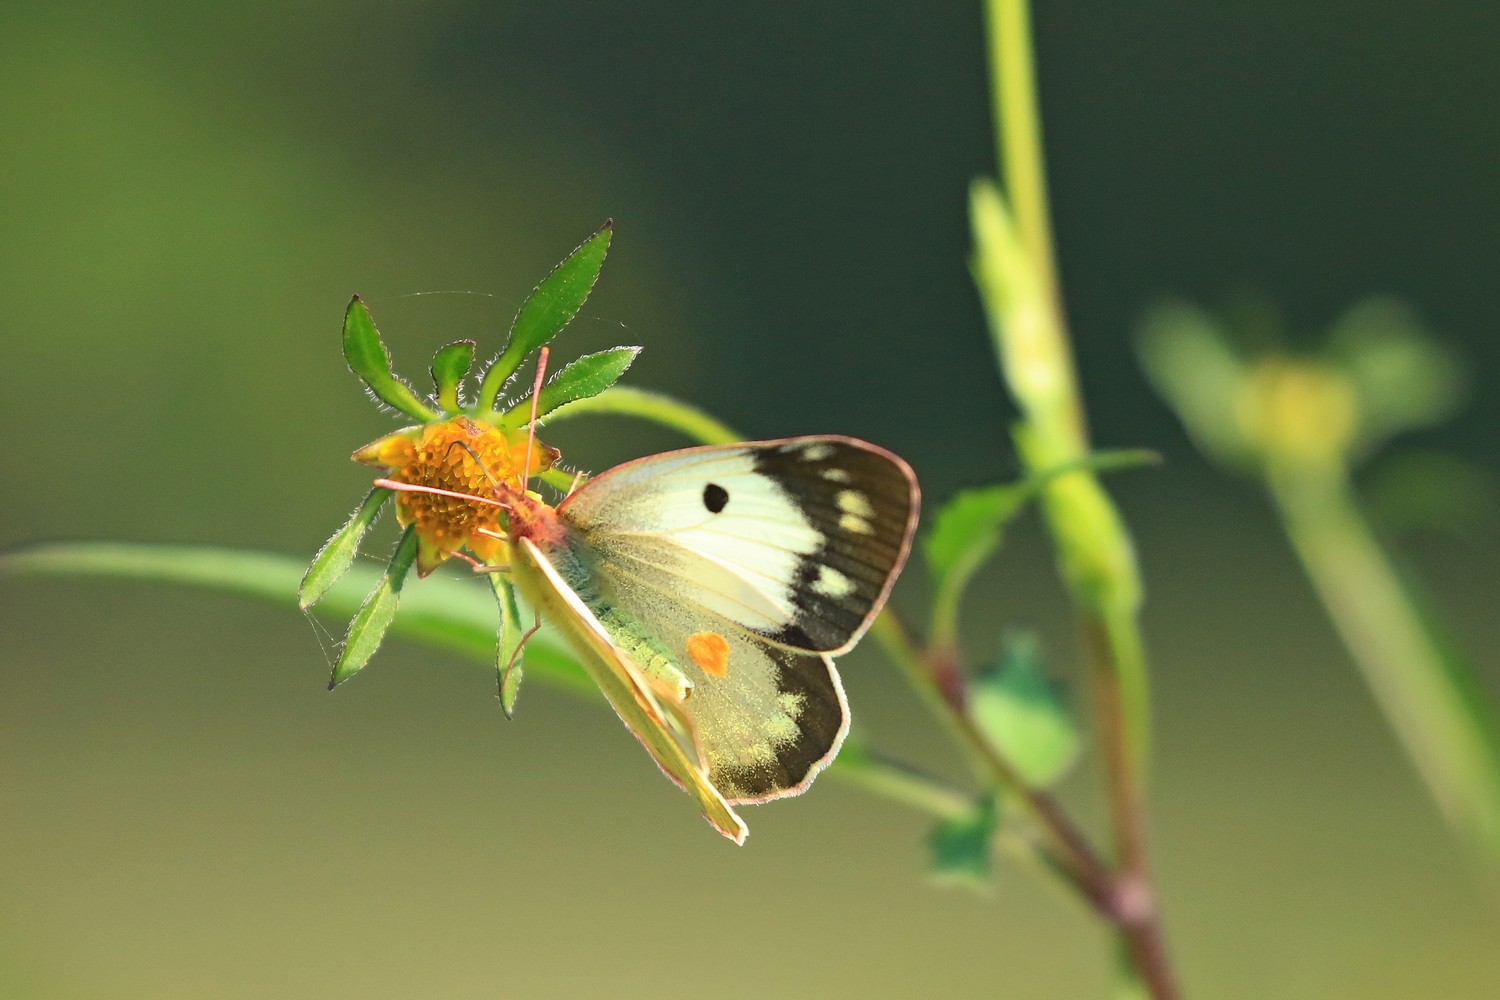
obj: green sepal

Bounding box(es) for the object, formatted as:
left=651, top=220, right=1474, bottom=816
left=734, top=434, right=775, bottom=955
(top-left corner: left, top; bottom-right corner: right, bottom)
left=430, top=340, right=477, bottom=413
left=490, top=572, right=525, bottom=718
left=497, top=346, right=642, bottom=428
left=299, top=487, right=392, bottom=609
left=477, top=220, right=614, bottom=411
left=329, top=526, right=420, bottom=688
left=928, top=795, right=999, bottom=891
left=342, top=296, right=437, bottom=421
left=970, top=631, right=1079, bottom=787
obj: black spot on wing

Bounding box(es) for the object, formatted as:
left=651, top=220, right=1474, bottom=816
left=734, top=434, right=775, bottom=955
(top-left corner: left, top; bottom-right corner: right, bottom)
left=751, top=440, right=917, bottom=652
left=710, top=649, right=846, bottom=801
left=703, top=482, right=729, bottom=513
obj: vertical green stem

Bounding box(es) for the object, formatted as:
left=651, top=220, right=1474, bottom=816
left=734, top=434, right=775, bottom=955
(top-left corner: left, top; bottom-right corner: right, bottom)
left=978, top=2, right=1179, bottom=996
left=1269, top=464, right=1500, bottom=862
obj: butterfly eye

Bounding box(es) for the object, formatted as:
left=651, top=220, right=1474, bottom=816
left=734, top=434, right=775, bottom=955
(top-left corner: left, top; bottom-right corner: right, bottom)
left=702, top=482, right=729, bottom=514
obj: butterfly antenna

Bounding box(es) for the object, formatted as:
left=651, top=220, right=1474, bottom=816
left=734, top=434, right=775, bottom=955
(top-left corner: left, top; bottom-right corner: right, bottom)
left=523, top=346, right=548, bottom=489
left=443, top=438, right=509, bottom=498
left=372, top=478, right=511, bottom=510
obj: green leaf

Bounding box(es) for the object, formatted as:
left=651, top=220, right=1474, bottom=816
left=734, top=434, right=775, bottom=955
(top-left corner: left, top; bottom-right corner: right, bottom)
left=341, top=296, right=438, bottom=422
left=1, top=541, right=592, bottom=695
left=430, top=340, right=476, bottom=413
left=970, top=632, right=1079, bottom=787
left=498, top=347, right=642, bottom=428
left=299, top=487, right=392, bottom=609
left=477, top=220, right=614, bottom=411
left=925, top=483, right=1030, bottom=650
left=928, top=796, right=998, bottom=891
left=491, top=572, right=525, bottom=718
left=925, top=484, right=1029, bottom=586
left=329, top=526, right=420, bottom=688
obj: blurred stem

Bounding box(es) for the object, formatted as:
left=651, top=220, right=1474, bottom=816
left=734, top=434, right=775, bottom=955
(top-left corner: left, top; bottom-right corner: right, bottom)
left=536, top=386, right=740, bottom=445
left=869, top=611, right=1119, bottom=916
left=1267, top=462, right=1500, bottom=863
left=979, top=2, right=1178, bottom=996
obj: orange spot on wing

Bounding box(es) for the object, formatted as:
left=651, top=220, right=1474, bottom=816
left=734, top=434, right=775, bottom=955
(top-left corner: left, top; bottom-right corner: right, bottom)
left=686, top=632, right=731, bottom=678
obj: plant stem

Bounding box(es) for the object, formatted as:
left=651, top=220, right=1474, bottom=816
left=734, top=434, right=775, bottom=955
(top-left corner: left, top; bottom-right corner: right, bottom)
left=979, top=2, right=1179, bottom=995
left=1267, top=463, right=1500, bottom=863
left=870, top=610, right=1119, bottom=915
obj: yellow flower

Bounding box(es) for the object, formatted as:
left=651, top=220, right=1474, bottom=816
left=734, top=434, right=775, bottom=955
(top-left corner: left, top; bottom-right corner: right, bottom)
left=354, top=417, right=559, bottom=576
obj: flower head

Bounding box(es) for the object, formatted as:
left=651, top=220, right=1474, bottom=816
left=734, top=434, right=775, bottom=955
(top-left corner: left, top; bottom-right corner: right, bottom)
left=354, top=416, right=558, bottom=576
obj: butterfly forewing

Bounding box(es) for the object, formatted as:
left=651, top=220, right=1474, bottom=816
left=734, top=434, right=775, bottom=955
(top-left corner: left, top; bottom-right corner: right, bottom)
left=558, top=437, right=919, bottom=655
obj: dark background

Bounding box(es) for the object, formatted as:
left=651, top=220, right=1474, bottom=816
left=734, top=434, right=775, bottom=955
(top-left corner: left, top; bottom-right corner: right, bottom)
left=2, top=3, right=1497, bottom=997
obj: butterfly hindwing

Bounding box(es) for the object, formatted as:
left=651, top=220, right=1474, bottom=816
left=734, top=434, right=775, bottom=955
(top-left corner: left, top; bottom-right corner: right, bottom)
left=510, top=536, right=749, bottom=843
left=578, top=558, right=851, bottom=802
left=557, top=436, right=919, bottom=655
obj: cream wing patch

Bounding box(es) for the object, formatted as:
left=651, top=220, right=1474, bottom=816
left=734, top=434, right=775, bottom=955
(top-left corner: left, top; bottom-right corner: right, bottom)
left=557, top=437, right=919, bottom=656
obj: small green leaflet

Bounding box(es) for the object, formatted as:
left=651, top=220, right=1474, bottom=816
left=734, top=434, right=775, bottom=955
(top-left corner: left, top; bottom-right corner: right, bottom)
left=970, top=632, right=1079, bottom=788
left=928, top=796, right=998, bottom=891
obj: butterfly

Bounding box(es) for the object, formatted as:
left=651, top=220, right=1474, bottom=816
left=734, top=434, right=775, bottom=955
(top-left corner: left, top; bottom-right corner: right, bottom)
left=504, top=436, right=919, bottom=843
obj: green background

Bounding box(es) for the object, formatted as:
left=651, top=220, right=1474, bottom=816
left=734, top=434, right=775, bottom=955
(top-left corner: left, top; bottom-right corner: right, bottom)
left=3, top=3, right=1497, bottom=996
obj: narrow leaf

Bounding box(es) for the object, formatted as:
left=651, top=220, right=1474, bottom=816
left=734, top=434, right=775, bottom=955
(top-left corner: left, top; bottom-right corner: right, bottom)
left=430, top=340, right=476, bottom=413
left=928, top=796, right=998, bottom=891
left=970, top=632, right=1079, bottom=787
left=330, top=526, right=420, bottom=688
left=341, top=296, right=437, bottom=421
left=1, top=542, right=592, bottom=694
left=299, top=487, right=392, bottom=609
left=491, top=572, right=525, bottom=718
left=498, top=347, right=642, bottom=428
left=477, top=221, right=614, bottom=411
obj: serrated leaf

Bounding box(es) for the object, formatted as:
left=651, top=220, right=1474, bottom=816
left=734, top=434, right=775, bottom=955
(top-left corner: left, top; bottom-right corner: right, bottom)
left=970, top=632, right=1079, bottom=787
left=928, top=796, right=998, bottom=891
left=330, top=526, right=419, bottom=688
left=299, top=487, right=391, bottom=609
left=477, top=221, right=614, bottom=410
left=430, top=340, right=476, bottom=413
left=491, top=572, right=525, bottom=718
left=341, top=296, right=437, bottom=421
left=499, top=346, right=642, bottom=428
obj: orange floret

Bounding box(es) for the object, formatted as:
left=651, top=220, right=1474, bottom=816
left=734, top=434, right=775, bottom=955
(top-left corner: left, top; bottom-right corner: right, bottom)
left=353, top=417, right=558, bottom=576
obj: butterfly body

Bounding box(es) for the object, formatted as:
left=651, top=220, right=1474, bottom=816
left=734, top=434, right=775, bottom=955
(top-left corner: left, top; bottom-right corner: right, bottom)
left=506, top=435, right=919, bottom=842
